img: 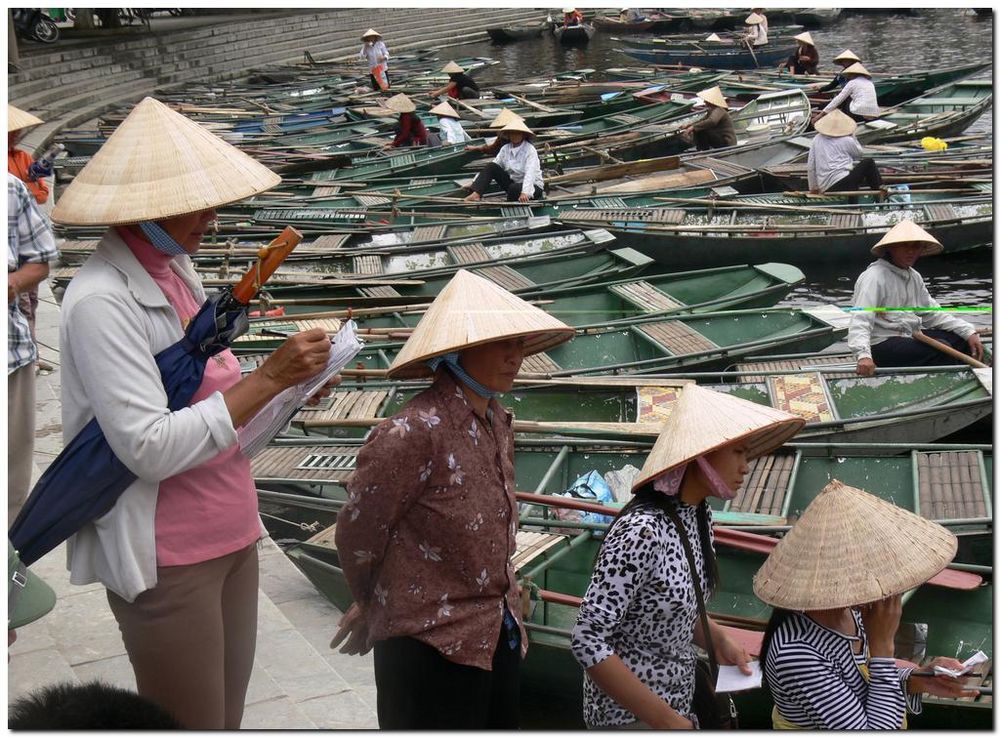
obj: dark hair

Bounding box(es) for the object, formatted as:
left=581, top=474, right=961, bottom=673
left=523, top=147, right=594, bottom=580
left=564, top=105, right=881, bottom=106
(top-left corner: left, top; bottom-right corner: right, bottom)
left=9, top=681, right=183, bottom=729
left=758, top=607, right=795, bottom=691
left=600, top=482, right=719, bottom=594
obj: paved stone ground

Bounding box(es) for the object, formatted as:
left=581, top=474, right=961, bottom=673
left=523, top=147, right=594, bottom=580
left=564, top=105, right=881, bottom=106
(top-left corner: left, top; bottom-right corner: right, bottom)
left=7, top=278, right=379, bottom=729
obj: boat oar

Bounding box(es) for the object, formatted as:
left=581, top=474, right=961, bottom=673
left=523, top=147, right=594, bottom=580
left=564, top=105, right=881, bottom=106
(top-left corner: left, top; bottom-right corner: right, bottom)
left=913, top=331, right=988, bottom=369
left=514, top=491, right=983, bottom=591
left=744, top=38, right=759, bottom=68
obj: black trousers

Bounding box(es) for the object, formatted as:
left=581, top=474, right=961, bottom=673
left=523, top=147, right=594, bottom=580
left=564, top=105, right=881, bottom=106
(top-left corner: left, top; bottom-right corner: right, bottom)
left=871, top=329, right=972, bottom=367
left=828, top=158, right=882, bottom=192
left=373, top=631, right=520, bottom=729
left=470, top=162, right=544, bottom=201
left=833, top=98, right=873, bottom=124
left=458, top=86, right=480, bottom=99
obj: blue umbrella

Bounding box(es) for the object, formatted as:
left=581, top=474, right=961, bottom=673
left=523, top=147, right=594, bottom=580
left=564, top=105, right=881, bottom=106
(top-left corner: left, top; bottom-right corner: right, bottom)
left=10, top=227, right=302, bottom=566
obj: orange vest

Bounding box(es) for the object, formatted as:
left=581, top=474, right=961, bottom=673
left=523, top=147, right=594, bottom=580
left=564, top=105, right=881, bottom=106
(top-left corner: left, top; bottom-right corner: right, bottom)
left=8, top=149, right=49, bottom=205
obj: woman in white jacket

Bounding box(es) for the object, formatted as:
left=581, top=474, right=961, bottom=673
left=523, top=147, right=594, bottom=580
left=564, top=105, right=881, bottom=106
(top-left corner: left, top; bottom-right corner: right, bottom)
left=50, top=97, right=337, bottom=729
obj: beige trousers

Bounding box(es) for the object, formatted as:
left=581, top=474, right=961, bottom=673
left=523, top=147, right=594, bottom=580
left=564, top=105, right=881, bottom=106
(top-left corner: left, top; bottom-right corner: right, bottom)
left=107, top=542, right=259, bottom=729
left=8, top=363, right=36, bottom=525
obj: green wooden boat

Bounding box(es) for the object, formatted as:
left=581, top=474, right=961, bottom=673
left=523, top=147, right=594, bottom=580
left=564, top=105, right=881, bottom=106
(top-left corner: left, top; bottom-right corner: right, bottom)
left=236, top=306, right=849, bottom=376
left=857, top=80, right=993, bottom=144
left=290, top=365, right=991, bottom=449
left=555, top=194, right=992, bottom=267
left=254, top=440, right=992, bottom=728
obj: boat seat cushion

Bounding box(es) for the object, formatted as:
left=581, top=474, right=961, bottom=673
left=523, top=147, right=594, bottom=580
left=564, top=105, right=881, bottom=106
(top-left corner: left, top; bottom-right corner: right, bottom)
left=767, top=372, right=835, bottom=423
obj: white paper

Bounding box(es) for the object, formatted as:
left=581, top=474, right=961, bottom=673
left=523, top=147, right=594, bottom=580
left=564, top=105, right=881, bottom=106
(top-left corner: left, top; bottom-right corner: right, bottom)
left=933, top=650, right=989, bottom=678
left=238, top=320, right=365, bottom=458
left=715, top=661, right=762, bottom=693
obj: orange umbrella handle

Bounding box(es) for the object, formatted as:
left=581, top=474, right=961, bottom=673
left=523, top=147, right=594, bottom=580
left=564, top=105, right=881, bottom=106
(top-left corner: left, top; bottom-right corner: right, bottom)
left=232, top=226, right=303, bottom=305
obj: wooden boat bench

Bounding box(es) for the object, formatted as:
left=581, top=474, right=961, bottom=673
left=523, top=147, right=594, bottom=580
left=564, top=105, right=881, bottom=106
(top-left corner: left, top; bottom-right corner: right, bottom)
left=728, top=453, right=797, bottom=518
left=359, top=285, right=403, bottom=298
left=411, top=224, right=449, bottom=243
left=352, top=254, right=384, bottom=275
left=472, top=265, right=537, bottom=291
left=609, top=280, right=683, bottom=312
left=635, top=320, right=717, bottom=356
left=251, top=444, right=359, bottom=484
left=299, top=388, right=390, bottom=427
left=310, top=233, right=352, bottom=251
left=447, top=242, right=492, bottom=265
left=916, top=450, right=989, bottom=520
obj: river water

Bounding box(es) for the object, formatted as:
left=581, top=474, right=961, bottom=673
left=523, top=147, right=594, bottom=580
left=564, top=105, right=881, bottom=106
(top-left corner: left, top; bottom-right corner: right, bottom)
left=453, top=8, right=994, bottom=334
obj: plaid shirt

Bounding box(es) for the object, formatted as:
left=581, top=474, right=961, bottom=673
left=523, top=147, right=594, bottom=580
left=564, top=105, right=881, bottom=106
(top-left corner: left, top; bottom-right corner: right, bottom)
left=8, top=174, right=58, bottom=373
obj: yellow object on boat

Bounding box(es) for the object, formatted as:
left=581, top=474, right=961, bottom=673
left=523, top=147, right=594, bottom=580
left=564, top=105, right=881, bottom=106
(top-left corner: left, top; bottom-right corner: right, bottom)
left=921, top=136, right=948, bottom=151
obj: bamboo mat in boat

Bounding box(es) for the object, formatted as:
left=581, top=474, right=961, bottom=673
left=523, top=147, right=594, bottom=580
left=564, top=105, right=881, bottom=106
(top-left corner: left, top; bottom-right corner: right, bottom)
left=728, top=453, right=796, bottom=518
left=309, top=233, right=352, bottom=250
left=474, top=265, right=536, bottom=291
left=236, top=318, right=343, bottom=343
left=561, top=208, right=685, bottom=224
left=916, top=450, right=987, bottom=520
left=411, top=224, right=448, bottom=242
left=447, top=242, right=491, bottom=265
left=735, top=354, right=854, bottom=380
left=352, top=254, right=384, bottom=275
left=636, top=385, right=683, bottom=423
left=521, top=352, right=562, bottom=375
left=767, top=373, right=835, bottom=423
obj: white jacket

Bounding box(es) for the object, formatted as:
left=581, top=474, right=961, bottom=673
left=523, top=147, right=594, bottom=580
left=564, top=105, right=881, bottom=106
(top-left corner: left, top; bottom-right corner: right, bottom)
left=60, top=230, right=262, bottom=602
left=847, top=258, right=976, bottom=361
left=493, top=141, right=544, bottom=196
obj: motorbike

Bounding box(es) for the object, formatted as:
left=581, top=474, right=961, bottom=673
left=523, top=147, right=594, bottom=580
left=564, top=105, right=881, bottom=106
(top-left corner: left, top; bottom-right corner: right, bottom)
left=12, top=9, right=59, bottom=44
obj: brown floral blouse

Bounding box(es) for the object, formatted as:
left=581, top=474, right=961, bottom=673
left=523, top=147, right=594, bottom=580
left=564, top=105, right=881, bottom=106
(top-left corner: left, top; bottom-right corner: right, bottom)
left=335, top=372, right=527, bottom=670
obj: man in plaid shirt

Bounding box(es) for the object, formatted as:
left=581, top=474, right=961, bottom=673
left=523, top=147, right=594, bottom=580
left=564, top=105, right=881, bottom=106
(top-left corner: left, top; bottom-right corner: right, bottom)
left=8, top=173, right=58, bottom=523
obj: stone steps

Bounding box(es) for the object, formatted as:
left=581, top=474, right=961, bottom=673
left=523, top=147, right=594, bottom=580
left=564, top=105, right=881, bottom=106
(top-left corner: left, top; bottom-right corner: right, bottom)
left=12, top=7, right=544, bottom=153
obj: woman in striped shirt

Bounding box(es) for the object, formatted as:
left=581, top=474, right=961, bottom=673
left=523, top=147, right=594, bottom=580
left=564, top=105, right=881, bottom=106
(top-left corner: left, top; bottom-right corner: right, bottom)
left=755, top=480, right=976, bottom=729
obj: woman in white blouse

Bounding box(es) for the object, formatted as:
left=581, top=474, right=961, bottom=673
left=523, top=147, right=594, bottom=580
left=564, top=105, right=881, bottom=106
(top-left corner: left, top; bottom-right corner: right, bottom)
left=571, top=386, right=804, bottom=728
left=429, top=101, right=470, bottom=145
left=463, top=119, right=544, bottom=203
left=755, top=479, right=976, bottom=729
left=819, top=62, right=880, bottom=122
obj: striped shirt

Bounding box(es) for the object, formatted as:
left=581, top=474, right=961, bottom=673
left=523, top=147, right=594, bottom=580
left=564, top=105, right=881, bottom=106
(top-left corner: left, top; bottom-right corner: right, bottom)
left=823, top=77, right=881, bottom=117
left=764, top=610, right=921, bottom=729
left=8, top=174, right=58, bottom=373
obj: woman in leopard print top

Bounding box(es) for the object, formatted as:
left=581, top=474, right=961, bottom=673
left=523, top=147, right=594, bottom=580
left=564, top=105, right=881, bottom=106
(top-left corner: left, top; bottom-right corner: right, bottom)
left=571, top=385, right=804, bottom=728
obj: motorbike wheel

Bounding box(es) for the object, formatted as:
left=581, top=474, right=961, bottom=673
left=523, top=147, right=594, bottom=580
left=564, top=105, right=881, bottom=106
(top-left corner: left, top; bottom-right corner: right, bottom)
left=65, top=8, right=76, bottom=22
left=32, top=18, right=59, bottom=44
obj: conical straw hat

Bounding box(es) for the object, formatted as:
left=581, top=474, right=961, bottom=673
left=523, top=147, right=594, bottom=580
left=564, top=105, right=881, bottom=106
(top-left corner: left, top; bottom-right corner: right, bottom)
left=387, top=269, right=575, bottom=379
left=384, top=93, right=417, bottom=114
left=696, top=86, right=728, bottom=109
left=563, top=8, right=577, bottom=14
left=489, top=109, right=524, bottom=129
left=833, top=48, right=861, bottom=63
left=794, top=31, right=816, bottom=46
left=705, top=33, right=723, bottom=42
left=745, top=12, right=764, bottom=24
left=871, top=219, right=943, bottom=257
left=843, top=62, right=871, bottom=77
left=361, top=28, right=381, bottom=39
left=814, top=109, right=856, bottom=137
left=51, top=97, right=280, bottom=227
left=632, top=384, right=804, bottom=492
left=752, top=479, right=957, bottom=610
left=429, top=101, right=461, bottom=119
left=442, top=61, right=465, bottom=74
left=8, top=104, right=43, bottom=133
left=501, top=118, right=534, bottom=137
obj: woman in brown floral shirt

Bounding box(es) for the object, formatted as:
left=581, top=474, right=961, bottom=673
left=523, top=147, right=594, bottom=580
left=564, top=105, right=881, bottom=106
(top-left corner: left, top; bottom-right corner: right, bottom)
left=333, top=269, right=574, bottom=729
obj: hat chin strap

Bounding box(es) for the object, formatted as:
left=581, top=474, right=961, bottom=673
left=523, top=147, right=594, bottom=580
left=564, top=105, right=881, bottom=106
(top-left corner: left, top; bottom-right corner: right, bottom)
left=425, top=352, right=498, bottom=399
left=139, top=221, right=189, bottom=256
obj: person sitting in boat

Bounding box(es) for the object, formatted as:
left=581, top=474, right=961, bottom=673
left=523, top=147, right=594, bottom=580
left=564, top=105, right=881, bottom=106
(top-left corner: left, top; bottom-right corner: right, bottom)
left=807, top=110, right=883, bottom=197
left=681, top=86, right=737, bottom=151
left=430, top=101, right=470, bottom=145
left=384, top=93, right=429, bottom=148
left=358, top=28, right=390, bottom=92
left=848, top=220, right=985, bottom=377
left=571, top=385, right=804, bottom=728
left=332, top=269, right=574, bottom=729
left=755, top=479, right=976, bottom=729
left=743, top=12, right=768, bottom=46
left=429, top=61, right=481, bottom=100
left=464, top=118, right=544, bottom=203
left=620, top=7, right=645, bottom=22
left=465, top=109, right=523, bottom=157
left=750, top=7, right=769, bottom=37
left=818, top=49, right=862, bottom=93
left=563, top=7, right=584, bottom=26
left=778, top=32, right=820, bottom=75
left=818, top=62, right=880, bottom=123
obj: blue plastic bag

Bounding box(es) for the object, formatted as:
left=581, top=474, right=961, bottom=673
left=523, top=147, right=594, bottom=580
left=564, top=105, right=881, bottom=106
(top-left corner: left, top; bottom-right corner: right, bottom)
left=558, top=470, right=616, bottom=531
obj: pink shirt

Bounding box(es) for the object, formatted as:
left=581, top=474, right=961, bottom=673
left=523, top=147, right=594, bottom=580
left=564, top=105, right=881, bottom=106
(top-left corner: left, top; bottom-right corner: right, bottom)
left=119, top=228, right=260, bottom=567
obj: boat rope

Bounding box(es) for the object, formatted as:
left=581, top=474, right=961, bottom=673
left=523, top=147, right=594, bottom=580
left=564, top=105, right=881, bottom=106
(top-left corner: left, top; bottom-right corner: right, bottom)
left=259, top=511, right=323, bottom=533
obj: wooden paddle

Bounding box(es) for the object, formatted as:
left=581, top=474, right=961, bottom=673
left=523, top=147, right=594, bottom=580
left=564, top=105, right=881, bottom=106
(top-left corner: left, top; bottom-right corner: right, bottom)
left=913, top=331, right=988, bottom=369
left=514, top=491, right=983, bottom=591
left=232, top=226, right=303, bottom=304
